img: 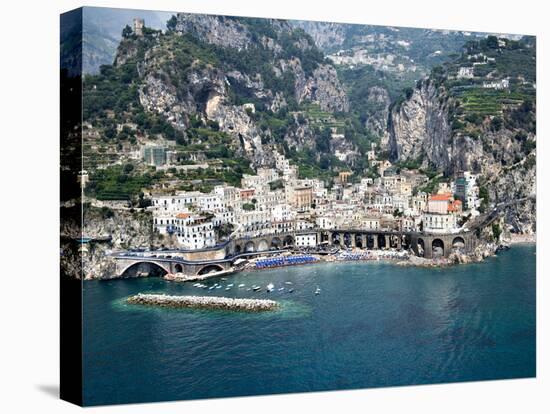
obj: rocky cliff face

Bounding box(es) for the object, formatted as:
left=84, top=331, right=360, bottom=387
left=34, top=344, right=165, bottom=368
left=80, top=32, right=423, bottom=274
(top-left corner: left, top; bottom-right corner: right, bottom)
left=388, top=80, right=536, bottom=233
left=174, top=14, right=255, bottom=50
left=278, top=58, right=349, bottom=112
left=292, top=21, right=346, bottom=52
left=82, top=207, right=167, bottom=280
left=110, top=14, right=350, bottom=166
left=365, top=86, right=391, bottom=147
left=388, top=82, right=452, bottom=169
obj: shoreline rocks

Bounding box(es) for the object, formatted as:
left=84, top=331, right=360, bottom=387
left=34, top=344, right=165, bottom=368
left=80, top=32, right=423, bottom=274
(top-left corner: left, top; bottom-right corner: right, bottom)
left=127, top=293, right=279, bottom=312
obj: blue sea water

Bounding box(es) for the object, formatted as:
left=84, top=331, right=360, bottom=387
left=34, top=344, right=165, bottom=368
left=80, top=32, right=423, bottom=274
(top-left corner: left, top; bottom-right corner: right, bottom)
left=82, top=245, right=536, bottom=406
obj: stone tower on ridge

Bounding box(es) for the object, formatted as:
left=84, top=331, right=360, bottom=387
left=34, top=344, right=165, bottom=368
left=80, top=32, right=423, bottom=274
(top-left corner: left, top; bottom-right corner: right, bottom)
left=133, top=18, right=144, bottom=36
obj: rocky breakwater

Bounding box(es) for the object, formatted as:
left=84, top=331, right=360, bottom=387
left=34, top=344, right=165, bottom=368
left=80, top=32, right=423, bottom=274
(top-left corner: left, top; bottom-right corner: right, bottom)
left=127, top=293, right=279, bottom=312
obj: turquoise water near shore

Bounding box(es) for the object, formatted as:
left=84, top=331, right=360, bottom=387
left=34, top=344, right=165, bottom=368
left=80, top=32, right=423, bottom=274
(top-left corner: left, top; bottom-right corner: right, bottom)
left=83, top=245, right=536, bottom=406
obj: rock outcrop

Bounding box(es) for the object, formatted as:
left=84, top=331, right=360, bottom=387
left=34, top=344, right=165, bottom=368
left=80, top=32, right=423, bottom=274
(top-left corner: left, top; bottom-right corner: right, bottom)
left=61, top=205, right=174, bottom=280
left=292, top=21, right=346, bottom=52
left=388, top=82, right=451, bottom=169
left=174, top=14, right=253, bottom=50
left=365, top=86, right=391, bottom=146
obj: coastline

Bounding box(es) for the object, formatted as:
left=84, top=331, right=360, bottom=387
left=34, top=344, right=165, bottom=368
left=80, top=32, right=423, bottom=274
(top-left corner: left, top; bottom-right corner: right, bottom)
left=509, top=233, right=536, bottom=244
left=87, top=239, right=532, bottom=282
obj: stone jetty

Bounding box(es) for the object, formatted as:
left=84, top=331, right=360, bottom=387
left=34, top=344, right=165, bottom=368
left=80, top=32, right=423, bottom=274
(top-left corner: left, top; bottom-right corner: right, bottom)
left=127, top=293, right=279, bottom=312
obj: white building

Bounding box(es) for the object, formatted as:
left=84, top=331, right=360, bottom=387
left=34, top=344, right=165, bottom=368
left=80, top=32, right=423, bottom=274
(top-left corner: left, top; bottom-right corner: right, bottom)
left=422, top=212, right=458, bottom=233
left=362, top=217, right=380, bottom=230
left=391, top=194, right=409, bottom=211
left=271, top=203, right=294, bottom=223
left=295, top=219, right=315, bottom=231
left=295, top=232, right=317, bottom=247
left=197, top=194, right=223, bottom=212
left=213, top=209, right=235, bottom=226
left=483, top=78, right=510, bottom=90
left=152, top=191, right=202, bottom=211
left=237, top=209, right=270, bottom=232
left=275, top=152, right=290, bottom=171
left=153, top=212, right=216, bottom=250
left=411, top=193, right=428, bottom=214
left=214, top=185, right=240, bottom=208
left=464, top=172, right=481, bottom=211
left=316, top=214, right=336, bottom=229
left=457, top=66, right=474, bottom=79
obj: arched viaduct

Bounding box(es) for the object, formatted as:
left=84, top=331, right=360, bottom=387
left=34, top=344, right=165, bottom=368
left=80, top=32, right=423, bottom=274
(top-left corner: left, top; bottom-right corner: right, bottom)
left=112, top=226, right=484, bottom=277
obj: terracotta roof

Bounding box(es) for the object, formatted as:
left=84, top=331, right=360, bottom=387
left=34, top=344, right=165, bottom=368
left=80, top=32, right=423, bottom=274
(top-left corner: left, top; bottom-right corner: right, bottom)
left=448, top=199, right=463, bottom=212
left=430, top=193, right=452, bottom=201
left=176, top=213, right=191, bottom=219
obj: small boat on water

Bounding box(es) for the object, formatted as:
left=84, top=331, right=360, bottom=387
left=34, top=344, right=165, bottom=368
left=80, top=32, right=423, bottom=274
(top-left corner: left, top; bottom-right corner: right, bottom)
left=278, top=287, right=285, bottom=291
left=284, top=281, right=293, bottom=285
left=253, top=286, right=261, bottom=291
left=238, top=284, right=246, bottom=288
left=246, top=288, right=252, bottom=291
left=227, top=284, right=234, bottom=287
left=208, top=286, right=215, bottom=290
left=288, top=288, right=294, bottom=293
left=266, top=283, right=275, bottom=292
left=225, top=287, right=231, bottom=291
left=216, top=286, right=223, bottom=289
left=315, top=287, right=321, bottom=295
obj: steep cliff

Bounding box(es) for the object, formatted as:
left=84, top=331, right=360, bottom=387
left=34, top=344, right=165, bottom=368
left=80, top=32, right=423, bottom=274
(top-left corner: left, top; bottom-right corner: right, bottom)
left=387, top=36, right=536, bottom=232
left=388, top=82, right=452, bottom=170
left=85, top=14, right=351, bottom=169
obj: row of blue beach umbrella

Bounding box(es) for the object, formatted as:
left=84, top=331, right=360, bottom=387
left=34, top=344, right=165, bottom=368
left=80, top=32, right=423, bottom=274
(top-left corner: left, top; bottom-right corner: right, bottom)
left=255, top=255, right=318, bottom=269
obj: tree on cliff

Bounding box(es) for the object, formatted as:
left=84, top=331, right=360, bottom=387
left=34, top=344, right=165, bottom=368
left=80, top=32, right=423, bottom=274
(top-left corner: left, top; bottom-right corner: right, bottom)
left=122, top=24, right=132, bottom=38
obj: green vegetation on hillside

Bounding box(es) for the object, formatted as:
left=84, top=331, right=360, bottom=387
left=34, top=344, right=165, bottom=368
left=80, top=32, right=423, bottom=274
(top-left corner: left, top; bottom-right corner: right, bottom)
left=430, top=36, right=537, bottom=137
left=86, top=165, right=159, bottom=201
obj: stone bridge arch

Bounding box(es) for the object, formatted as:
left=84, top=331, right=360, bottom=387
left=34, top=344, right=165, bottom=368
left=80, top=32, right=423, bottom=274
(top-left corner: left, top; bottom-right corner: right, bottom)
left=197, top=264, right=224, bottom=275
left=271, top=237, right=282, bottom=250
left=452, top=236, right=466, bottom=250
left=283, top=235, right=294, bottom=247
left=257, top=239, right=269, bottom=252
left=244, top=241, right=255, bottom=253
left=119, top=261, right=170, bottom=278
left=432, top=238, right=445, bottom=258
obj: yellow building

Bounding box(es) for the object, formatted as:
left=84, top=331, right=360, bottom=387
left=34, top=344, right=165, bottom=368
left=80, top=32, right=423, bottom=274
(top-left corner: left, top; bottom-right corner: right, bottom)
left=291, top=186, right=313, bottom=211
left=338, top=171, right=352, bottom=184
